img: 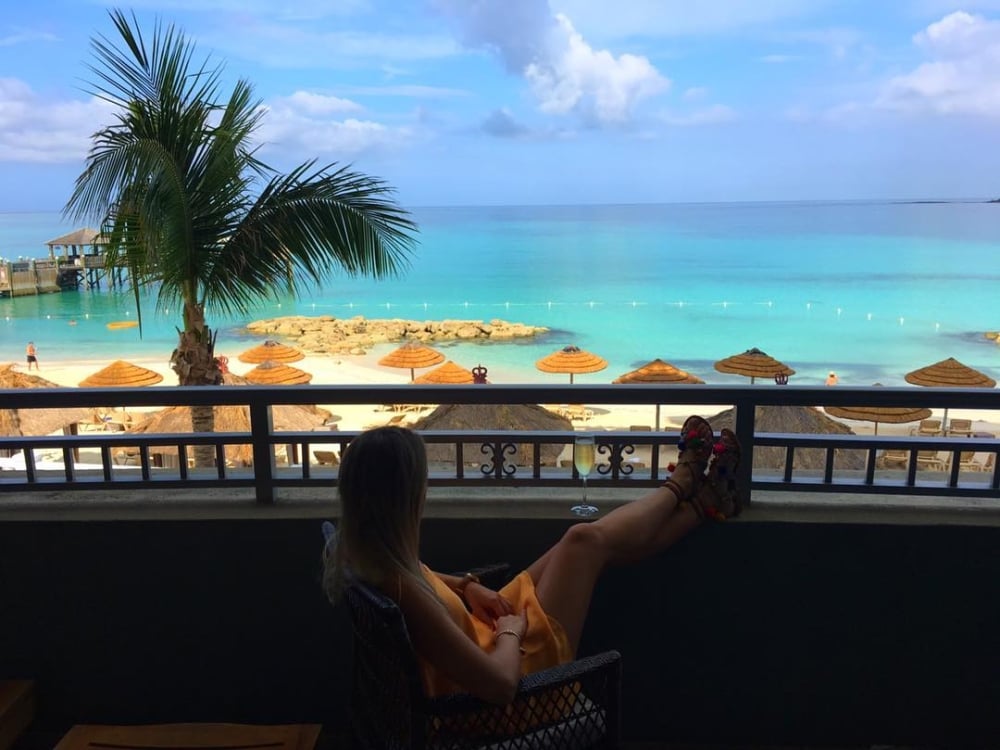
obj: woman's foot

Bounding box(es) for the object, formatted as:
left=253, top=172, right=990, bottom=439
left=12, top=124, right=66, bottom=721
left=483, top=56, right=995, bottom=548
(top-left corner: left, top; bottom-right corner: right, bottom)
left=690, top=428, right=743, bottom=520
left=662, top=415, right=714, bottom=499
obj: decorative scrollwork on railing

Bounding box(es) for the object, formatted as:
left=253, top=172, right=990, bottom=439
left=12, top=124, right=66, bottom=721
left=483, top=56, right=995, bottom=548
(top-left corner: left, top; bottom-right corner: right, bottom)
left=596, top=440, right=636, bottom=477
left=595, top=442, right=613, bottom=476
left=479, top=442, right=518, bottom=477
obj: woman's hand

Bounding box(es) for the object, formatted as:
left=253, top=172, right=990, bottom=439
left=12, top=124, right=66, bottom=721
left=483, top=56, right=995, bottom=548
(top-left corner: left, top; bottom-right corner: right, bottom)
left=464, top=582, right=514, bottom=626
left=495, top=611, right=528, bottom=641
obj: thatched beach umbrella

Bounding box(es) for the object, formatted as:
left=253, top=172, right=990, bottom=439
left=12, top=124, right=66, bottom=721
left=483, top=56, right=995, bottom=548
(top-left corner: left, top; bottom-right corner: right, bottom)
left=378, top=343, right=445, bottom=381
left=78, top=360, right=165, bottom=426
left=244, top=361, right=313, bottom=385
left=238, top=340, right=305, bottom=365
left=79, top=360, right=164, bottom=388
left=411, top=403, right=572, bottom=467
left=536, top=345, right=608, bottom=384
left=413, top=361, right=475, bottom=385
left=0, top=364, right=91, bottom=437
left=130, top=402, right=330, bottom=466
left=904, top=357, right=996, bottom=432
left=708, top=405, right=865, bottom=471
left=824, top=385, right=932, bottom=435
left=904, top=358, right=995, bottom=388
left=613, top=358, right=704, bottom=430
left=714, top=348, right=794, bottom=384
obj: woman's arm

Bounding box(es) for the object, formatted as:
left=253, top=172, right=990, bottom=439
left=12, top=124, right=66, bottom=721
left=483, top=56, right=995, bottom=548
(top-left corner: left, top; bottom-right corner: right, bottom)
left=433, top=571, right=514, bottom=625
left=434, top=571, right=474, bottom=594
left=399, top=575, right=527, bottom=705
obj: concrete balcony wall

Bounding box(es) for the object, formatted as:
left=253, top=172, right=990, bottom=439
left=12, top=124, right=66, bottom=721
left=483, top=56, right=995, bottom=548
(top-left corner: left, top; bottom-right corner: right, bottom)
left=1, top=506, right=998, bottom=747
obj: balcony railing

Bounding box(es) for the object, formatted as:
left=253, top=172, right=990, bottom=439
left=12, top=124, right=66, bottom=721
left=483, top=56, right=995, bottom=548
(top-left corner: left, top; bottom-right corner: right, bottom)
left=1, top=384, right=997, bottom=504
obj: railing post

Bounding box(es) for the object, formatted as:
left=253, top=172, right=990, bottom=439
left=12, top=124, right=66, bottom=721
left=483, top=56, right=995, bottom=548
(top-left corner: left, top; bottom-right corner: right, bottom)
left=248, top=397, right=275, bottom=504
left=732, top=396, right=755, bottom=507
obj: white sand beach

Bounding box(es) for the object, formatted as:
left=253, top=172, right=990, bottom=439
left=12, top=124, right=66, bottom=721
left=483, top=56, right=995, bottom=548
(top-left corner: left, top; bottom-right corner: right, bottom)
left=4, top=341, right=998, bottom=479
left=22, top=346, right=1000, bottom=440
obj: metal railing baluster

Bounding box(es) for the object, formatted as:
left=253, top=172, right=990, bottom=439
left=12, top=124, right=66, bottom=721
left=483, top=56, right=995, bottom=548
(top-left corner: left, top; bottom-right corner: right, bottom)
left=0, top=384, right=996, bottom=504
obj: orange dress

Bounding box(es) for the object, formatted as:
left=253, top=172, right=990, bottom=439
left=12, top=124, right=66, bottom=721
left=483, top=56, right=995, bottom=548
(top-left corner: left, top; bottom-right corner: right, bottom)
left=418, top=564, right=574, bottom=697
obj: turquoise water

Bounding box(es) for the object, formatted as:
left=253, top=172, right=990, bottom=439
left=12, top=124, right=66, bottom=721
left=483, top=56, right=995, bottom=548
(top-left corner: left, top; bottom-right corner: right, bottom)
left=2, top=202, right=999, bottom=385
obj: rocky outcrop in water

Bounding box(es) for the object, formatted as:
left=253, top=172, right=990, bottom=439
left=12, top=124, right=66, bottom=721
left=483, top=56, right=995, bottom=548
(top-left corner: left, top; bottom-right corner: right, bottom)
left=243, top=315, right=548, bottom=355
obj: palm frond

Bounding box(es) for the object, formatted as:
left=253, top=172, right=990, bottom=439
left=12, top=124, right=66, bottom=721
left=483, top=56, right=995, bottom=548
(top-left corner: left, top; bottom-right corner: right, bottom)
left=64, top=9, right=418, bottom=338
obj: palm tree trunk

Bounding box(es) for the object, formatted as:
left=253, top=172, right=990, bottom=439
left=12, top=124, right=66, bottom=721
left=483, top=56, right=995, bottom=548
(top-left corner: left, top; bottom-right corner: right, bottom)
left=171, top=300, right=223, bottom=467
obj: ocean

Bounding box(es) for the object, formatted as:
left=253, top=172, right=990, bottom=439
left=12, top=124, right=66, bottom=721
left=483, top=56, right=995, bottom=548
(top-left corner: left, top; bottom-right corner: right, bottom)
left=1, top=201, right=999, bottom=386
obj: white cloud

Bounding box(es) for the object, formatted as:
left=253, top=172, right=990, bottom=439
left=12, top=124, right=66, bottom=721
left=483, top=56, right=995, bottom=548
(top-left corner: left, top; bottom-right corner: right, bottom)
left=0, top=29, right=57, bottom=47
left=658, top=104, right=737, bottom=127
left=549, top=0, right=828, bottom=38
left=879, top=11, right=1000, bottom=116
left=256, top=94, right=413, bottom=156
left=433, top=1, right=668, bottom=127
left=525, top=14, right=668, bottom=125
left=278, top=91, right=363, bottom=115
left=336, top=84, right=469, bottom=99
left=913, top=0, right=1000, bottom=16
left=204, top=26, right=459, bottom=69
left=0, top=79, right=111, bottom=164
left=682, top=87, right=708, bottom=101
left=120, top=0, right=372, bottom=21
left=0, top=77, right=412, bottom=166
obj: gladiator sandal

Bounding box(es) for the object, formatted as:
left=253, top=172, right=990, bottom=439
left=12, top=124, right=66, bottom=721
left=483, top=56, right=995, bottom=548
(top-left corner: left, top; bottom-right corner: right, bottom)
left=661, top=415, right=714, bottom=500
left=691, top=428, right=743, bottom=521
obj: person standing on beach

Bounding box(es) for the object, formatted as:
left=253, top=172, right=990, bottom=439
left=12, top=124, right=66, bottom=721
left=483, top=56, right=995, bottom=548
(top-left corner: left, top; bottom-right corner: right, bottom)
left=25, top=342, right=38, bottom=371
left=825, top=371, right=839, bottom=386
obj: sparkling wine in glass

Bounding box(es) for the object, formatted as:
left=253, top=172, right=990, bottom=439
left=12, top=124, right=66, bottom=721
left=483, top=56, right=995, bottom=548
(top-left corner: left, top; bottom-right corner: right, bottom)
left=571, top=434, right=598, bottom=517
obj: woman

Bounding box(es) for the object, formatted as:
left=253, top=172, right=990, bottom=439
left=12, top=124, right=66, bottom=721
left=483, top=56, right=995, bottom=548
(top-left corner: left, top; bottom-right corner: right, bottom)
left=325, top=418, right=741, bottom=705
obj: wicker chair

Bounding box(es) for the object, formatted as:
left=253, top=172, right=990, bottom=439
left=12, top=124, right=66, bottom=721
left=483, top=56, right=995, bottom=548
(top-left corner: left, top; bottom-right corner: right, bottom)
left=343, top=565, right=622, bottom=750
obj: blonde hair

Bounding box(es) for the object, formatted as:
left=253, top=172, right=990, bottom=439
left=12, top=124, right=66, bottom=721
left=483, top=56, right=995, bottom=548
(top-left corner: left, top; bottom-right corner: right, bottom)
left=323, top=427, right=431, bottom=603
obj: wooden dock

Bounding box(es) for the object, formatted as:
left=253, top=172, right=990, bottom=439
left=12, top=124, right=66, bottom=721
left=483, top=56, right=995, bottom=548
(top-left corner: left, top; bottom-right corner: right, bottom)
left=0, top=227, right=127, bottom=297
left=0, top=256, right=123, bottom=297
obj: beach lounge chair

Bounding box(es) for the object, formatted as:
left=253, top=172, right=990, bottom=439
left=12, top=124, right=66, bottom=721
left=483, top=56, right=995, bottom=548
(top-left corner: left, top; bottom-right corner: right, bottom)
left=876, top=449, right=909, bottom=470
left=911, top=419, right=942, bottom=437
left=915, top=451, right=947, bottom=471
left=956, top=451, right=983, bottom=472
left=114, top=448, right=140, bottom=466
left=560, top=404, right=593, bottom=422
left=946, top=418, right=973, bottom=438
left=312, top=450, right=339, bottom=466
left=79, top=411, right=108, bottom=432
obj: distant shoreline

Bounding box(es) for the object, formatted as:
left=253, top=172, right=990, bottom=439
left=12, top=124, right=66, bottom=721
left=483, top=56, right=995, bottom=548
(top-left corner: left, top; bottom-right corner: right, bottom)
left=5, top=197, right=1000, bottom=214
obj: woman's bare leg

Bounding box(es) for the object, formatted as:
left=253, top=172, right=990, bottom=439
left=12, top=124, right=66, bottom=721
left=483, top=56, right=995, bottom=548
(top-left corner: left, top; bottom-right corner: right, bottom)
left=524, top=417, right=716, bottom=651
left=527, top=482, right=702, bottom=653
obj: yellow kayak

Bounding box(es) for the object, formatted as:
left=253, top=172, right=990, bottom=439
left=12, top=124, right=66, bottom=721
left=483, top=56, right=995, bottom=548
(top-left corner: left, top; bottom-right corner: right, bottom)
left=106, top=320, right=139, bottom=330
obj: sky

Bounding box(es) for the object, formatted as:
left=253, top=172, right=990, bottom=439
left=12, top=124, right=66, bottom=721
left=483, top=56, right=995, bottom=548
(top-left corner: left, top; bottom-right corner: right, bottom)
left=3, top=0, right=1000, bottom=209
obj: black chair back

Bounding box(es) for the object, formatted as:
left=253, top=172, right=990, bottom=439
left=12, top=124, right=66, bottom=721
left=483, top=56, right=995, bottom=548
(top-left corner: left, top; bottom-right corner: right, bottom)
left=344, top=579, right=427, bottom=749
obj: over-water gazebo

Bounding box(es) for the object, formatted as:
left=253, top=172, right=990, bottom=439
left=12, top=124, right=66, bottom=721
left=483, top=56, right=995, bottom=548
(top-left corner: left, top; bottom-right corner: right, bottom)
left=45, top=228, right=107, bottom=260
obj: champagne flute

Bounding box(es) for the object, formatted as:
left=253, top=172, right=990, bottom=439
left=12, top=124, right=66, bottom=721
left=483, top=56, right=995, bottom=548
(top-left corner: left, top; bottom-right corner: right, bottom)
left=571, top=434, right=598, bottom=517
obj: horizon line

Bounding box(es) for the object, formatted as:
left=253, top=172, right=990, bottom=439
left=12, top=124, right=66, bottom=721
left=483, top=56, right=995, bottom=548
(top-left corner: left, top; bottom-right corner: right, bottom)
left=3, top=196, right=999, bottom=216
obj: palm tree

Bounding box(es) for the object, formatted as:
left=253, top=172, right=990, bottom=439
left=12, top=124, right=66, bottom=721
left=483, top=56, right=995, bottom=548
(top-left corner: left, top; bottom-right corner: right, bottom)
left=65, top=11, right=417, bottom=465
